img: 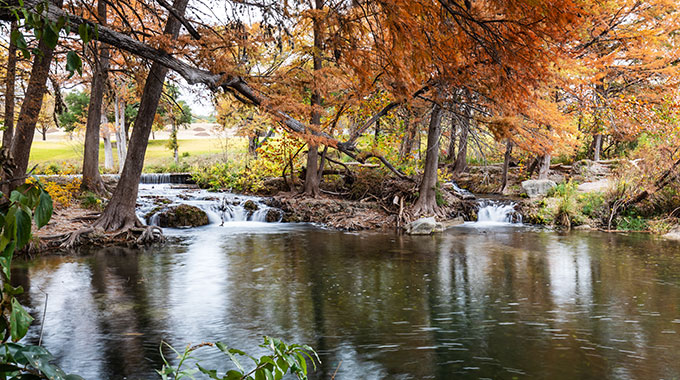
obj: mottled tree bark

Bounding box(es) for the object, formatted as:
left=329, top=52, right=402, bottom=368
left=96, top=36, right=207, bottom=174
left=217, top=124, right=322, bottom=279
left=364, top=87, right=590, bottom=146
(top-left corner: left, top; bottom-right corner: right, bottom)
left=8, top=1, right=62, bottom=191
left=81, top=0, right=109, bottom=194
left=114, top=93, right=127, bottom=173
left=500, top=139, right=513, bottom=193
left=446, top=116, right=457, bottom=162
left=304, top=0, right=324, bottom=197
left=538, top=154, right=551, bottom=180
left=94, top=0, right=189, bottom=231
left=592, top=134, right=602, bottom=161
left=2, top=21, right=17, bottom=149
left=452, top=107, right=470, bottom=177
left=413, top=104, right=443, bottom=215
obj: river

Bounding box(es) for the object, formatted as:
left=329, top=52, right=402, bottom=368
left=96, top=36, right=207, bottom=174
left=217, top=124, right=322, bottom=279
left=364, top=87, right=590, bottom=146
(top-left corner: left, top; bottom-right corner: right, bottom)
left=12, top=185, right=680, bottom=379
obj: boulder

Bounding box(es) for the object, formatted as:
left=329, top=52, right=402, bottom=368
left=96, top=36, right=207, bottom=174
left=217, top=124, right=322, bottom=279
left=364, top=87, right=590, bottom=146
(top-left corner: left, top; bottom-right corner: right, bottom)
left=405, top=217, right=444, bottom=235
left=521, top=179, right=557, bottom=198
left=663, top=226, right=680, bottom=240
left=265, top=208, right=283, bottom=223
left=577, top=179, right=611, bottom=193
left=243, top=200, right=259, bottom=211
left=155, top=204, right=209, bottom=228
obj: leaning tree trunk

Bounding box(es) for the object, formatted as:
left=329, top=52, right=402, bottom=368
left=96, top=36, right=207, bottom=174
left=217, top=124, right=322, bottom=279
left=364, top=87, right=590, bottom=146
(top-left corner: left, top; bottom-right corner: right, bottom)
left=413, top=104, right=443, bottom=216
left=2, top=21, right=17, bottom=149
left=303, top=0, right=324, bottom=197
left=94, top=0, right=189, bottom=231
left=81, top=0, right=109, bottom=194
left=7, top=3, right=61, bottom=191
left=452, top=107, right=470, bottom=177
left=538, top=154, right=551, bottom=180
left=500, top=139, right=513, bottom=193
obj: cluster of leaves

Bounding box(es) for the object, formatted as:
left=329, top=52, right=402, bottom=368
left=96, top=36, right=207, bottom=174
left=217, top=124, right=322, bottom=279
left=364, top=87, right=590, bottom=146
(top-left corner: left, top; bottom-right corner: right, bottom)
left=27, top=177, right=82, bottom=208
left=529, top=182, right=608, bottom=227
left=0, top=181, right=84, bottom=379
left=158, top=336, right=318, bottom=380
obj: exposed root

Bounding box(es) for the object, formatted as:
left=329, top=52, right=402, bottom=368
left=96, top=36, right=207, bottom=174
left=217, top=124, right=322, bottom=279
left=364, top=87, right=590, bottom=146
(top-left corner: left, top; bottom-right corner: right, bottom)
left=60, top=227, right=95, bottom=249
left=136, top=225, right=165, bottom=244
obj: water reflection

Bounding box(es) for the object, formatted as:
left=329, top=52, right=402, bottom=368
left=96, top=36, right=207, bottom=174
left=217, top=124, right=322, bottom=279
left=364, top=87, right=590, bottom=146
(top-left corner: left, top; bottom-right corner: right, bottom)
left=14, top=226, right=680, bottom=379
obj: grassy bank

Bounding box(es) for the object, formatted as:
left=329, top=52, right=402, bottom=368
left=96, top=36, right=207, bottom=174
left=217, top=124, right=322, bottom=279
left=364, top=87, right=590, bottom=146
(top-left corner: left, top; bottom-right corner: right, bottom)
left=29, top=137, right=249, bottom=173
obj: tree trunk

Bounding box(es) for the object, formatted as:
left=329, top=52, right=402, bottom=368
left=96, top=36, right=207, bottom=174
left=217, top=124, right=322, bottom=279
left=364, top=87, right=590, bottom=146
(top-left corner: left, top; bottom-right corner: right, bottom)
left=103, top=111, right=113, bottom=170
left=81, top=0, right=109, bottom=194
left=452, top=107, right=470, bottom=176
left=500, top=140, right=513, bottom=193
left=172, top=121, right=178, bottom=165
left=413, top=104, right=443, bottom=216
left=94, top=0, right=189, bottom=231
left=592, top=134, right=602, bottom=161
left=304, top=0, right=324, bottom=197
left=41, top=127, right=47, bottom=141
left=114, top=93, right=127, bottom=173
left=2, top=21, right=17, bottom=149
left=399, top=111, right=415, bottom=159
left=7, top=2, right=61, bottom=191
left=538, top=154, right=551, bottom=180
left=446, top=117, right=457, bottom=162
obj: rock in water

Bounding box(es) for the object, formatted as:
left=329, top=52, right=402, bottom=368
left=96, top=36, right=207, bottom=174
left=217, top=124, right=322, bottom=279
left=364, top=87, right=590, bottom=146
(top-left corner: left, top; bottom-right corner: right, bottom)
left=521, top=179, right=557, bottom=198
left=156, top=204, right=209, bottom=228
left=265, top=208, right=283, bottom=223
left=243, top=200, right=259, bottom=211
left=405, top=217, right=444, bottom=235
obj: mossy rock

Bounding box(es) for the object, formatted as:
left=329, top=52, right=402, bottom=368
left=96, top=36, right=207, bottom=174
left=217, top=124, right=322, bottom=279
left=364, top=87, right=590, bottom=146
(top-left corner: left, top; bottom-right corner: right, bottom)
left=243, top=200, right=259, bottom=211
left=156, top=204, right=209, bottom=228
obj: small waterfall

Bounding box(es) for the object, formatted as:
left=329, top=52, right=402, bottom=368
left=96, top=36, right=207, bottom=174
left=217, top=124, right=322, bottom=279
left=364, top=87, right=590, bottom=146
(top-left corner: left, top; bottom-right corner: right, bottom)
left=476, top=200, right=522, bottom=224
left=139, top=173, right=194, bottom=184
left=136, top=184, right=283, bottom=227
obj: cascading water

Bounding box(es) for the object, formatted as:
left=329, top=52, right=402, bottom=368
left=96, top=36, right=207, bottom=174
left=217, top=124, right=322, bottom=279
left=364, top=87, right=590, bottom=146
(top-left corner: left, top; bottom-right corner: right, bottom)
left=475, top=200, right=522, bottom=225
left=136, top=184, right=283, bottom=227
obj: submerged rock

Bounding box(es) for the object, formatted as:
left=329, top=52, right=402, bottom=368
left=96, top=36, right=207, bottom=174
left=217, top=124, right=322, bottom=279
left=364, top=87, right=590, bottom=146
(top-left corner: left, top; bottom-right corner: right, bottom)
left=243, top=200, right=259, bottom=211
left=521, top=179, right=557, bottom=198
left=265, top=208, right=283, bottom=223
left=405, top=217, right=444, bottom=235
left=155, top=204, right=209, bottom=228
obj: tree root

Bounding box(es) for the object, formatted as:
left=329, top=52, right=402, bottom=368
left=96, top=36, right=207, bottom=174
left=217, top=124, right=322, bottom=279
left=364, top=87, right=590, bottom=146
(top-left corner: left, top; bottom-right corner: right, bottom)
left=36, top=223, right=165, bottom=253
left=60, top=227, right=95, bottom=249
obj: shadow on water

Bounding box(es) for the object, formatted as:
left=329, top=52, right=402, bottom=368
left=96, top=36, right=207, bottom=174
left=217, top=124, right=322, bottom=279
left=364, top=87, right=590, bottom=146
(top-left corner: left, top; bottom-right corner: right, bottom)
left=13, top=225, right=680, bottom=379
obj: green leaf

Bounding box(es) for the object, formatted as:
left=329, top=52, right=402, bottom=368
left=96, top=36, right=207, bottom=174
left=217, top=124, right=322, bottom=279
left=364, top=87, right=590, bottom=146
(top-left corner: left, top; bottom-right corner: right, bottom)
left=0, top=241, right=16, bottom=280
left=196, top=364, right=220, bottom=379
left=3, top=283, right=24, bottom=297
left=226, top=370, right=243, bottom=380
left=15, top=208, right=32, bottom=249
left=34, top=191, right=53, bottom=229
left=19, top=345, right=69, bottom=380
left=65, top=51, right=82, bottom=78
left=10, top=299, right=33, bottom=342
left=215, top=342, right=245, bottom=372
left=77, top=23, right=91, bottom=45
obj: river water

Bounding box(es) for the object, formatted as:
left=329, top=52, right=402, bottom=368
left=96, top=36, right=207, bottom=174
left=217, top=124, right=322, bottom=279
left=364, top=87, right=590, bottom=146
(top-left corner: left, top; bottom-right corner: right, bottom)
left=12, top=189, right=680, bottom=379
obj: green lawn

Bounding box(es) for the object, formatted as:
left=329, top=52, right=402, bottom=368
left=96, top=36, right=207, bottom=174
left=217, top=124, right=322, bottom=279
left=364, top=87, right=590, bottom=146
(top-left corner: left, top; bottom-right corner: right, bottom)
left=29, top=137, right=248, bottom=171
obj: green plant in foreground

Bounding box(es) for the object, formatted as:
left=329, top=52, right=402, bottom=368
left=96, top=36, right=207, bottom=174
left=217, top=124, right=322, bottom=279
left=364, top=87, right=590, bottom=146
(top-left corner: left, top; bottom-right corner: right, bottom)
left=0, top=181, right=84, bottom=379
left=157, top=336, right=319, bottom=380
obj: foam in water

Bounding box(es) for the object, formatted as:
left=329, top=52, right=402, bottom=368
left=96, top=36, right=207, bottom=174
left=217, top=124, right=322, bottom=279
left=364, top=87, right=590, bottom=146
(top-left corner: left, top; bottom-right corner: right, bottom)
left=475, top=200, right=521, bottom=225
left=136, top=184, right=283, bottom=227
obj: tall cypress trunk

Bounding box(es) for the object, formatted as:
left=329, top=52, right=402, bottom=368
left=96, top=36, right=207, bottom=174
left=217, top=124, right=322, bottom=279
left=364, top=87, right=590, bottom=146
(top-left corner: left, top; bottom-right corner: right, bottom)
left=304, top=0, right=324, bottom=197
left=500, top=139, right=513, bottom=193
left=2, top=21, right=17, bottom=149
left=592, top=134, right=602, bottom=161
left=7, top=1, right=62, bottom=191
left=538, top=154, right=551, bottom=180
left=115, top=93, right=127, bottom=173
left=103, top=112, right=113, bottom=170
left=399, top=111, right=415, bottom=159
left=452, top=106, right=470, bottom=176
left=94, top=0, right=190, bottom=231
left=446, top=116, right=457, bottom=162
left=81, top=0, right=109, bottom=194
left=413, top=104, right=443, bottom=215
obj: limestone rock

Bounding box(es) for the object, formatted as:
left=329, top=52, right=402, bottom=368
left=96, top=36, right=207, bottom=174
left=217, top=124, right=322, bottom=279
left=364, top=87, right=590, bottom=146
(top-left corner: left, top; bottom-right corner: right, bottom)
left=155, top=204, right=209, bottom=228
left=405, top=217, right=444, bottom=235
left=265, top=208, right=283, bottom=223
left=521, top=179, right=557, bottom=198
